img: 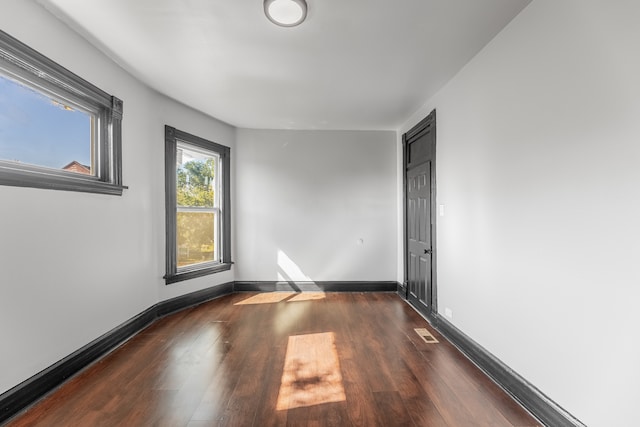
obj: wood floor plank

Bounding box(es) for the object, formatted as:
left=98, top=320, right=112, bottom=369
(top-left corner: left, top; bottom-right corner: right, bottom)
left=372, top=391, right=414, bottom=426
left=248, top=343, right=288, bottom=427
left=395, top=339, right=482, bottom=427
left=339, top=358, right=389, bottom=427
left=403, top=395, right=450, bottom=427
left=6, top=293, right=540, bottom=427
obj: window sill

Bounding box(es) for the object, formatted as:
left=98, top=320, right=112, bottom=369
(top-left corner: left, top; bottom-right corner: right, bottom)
left=165, top=262, right=232, bottom=285
left=0, top=162, right=127, bottom=196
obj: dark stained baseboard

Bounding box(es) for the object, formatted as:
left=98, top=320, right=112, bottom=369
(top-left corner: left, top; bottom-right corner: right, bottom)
left=0, top=305, right=157, bottom=425
left=0, top=280, right=396, bottom=424
left=397, top=282, right=407, bottom=297
left=4, top=280, right=582, bottom=426
left=431, top=314, right=586, bottom=427
left=157, top=281, right=234, bottom=317
left=234, top=281, right=398, bottom=293
left=0, top=282, right=235, bottom=425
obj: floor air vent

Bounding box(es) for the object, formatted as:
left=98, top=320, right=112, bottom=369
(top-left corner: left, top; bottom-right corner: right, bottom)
left=414, top=328, right=439, bottom=344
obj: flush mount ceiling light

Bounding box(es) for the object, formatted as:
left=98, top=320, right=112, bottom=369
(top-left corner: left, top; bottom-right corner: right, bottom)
left=264, top=0, right=308, bottom=27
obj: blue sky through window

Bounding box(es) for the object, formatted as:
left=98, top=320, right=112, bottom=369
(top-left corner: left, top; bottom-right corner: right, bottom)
left=0, top=75, right=91, bottom=170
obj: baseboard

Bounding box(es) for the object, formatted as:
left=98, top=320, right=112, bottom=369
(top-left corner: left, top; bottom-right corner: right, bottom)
left=3, top=281, right=582, bottom=426
left=0, top=280, right=393, bottom=424
left=157, top=281, right=234, bottom=317
left=0, top=305, right=157, bottom=425
left=0, top=282, right=234, bottom=425
left=396, top=282, right=406, bottom=296
left=433, top=314, right=586, bottom=427
left=233, top=281, right=398, bottom=292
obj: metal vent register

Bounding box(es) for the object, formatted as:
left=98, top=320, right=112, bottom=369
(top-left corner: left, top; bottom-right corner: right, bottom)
left=414, top=328, right=439, bottom=344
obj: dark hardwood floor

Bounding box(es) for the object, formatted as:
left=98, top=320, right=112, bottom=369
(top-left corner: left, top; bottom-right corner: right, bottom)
left=6, top=292, right=540, bottom=426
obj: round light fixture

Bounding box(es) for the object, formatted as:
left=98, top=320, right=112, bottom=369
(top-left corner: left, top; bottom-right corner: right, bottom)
left=264, top=0, right=307, bottom=27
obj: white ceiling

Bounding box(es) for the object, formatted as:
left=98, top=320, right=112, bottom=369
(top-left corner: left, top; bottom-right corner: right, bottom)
left=40, top=0, right=531, bottom=130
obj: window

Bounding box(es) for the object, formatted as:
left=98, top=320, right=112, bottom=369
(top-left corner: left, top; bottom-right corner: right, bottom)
left=164, top=125, right=231, bottom=283
left=0, top=29, right=125, bottom=195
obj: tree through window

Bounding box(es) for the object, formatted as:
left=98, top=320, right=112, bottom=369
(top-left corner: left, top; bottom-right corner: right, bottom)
left=176, top=145, right=219, bottom=267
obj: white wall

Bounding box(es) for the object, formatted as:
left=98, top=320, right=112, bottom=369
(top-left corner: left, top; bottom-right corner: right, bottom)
left=236, top=129, right=396, bottom=282
left=0, top=0, right=234, bottom=395
left=399, top=1, right=640, bottom=425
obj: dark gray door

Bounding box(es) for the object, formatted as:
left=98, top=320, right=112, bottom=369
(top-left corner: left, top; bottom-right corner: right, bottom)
left=407, top=162, right=432, bottom=312
left=403, top=109, right=436, bottom=318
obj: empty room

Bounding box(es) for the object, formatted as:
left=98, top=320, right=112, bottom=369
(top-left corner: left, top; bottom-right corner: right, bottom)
left=1, top=1, right=638, bottom=426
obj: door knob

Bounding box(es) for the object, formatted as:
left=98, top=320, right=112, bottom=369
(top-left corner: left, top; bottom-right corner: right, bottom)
left=424, top=249, right=432, bottom=254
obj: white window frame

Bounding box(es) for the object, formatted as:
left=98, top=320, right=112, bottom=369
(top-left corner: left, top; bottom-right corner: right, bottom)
left=0, top=29, right=125, bottom=195
left=176, top=143, right=221, bottom=268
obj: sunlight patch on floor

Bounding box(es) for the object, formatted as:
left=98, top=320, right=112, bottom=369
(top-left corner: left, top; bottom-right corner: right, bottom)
left=234, top=292, right=295, bottom=305
left=234, top=292, right=326, bottom=305
left=288, top=292, right=326, bottom=302
left=276, top=332, right=346, bottom=410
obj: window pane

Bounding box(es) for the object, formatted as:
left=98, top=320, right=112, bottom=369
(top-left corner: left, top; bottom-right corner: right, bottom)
left=176, top=144, right=217, bottom=208
left=0, top=75, right=93, bottom=175
left=177, top=211, right=216, bottom=268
